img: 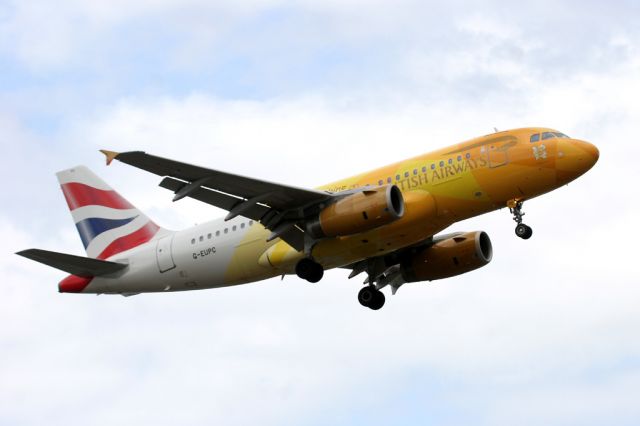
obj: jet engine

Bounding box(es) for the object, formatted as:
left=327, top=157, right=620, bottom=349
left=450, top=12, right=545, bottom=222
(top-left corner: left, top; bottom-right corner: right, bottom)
left=401, top=231, right=493, bottom=282
left=306, top=185, right=405, bottom=238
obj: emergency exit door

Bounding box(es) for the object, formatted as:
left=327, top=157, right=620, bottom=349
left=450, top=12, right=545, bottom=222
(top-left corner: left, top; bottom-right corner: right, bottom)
left=156, top=235, right=176, bottom=273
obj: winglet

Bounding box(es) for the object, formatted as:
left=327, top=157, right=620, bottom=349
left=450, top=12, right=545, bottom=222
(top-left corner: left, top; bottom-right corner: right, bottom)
left=100, top=150, right=120, bottom=166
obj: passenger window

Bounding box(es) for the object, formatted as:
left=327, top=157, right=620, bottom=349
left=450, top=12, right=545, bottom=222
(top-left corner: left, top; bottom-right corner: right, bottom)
left=530, top=134, right=540, bottom=143
left=542, top=132, right=555, bottom=140
left=431, top=164, right=435, bottom=170
left=396, top=175, right=400, bottom=181
left=207, top=233, right=212, bottom=239
left=224, top=228, right=228, bottom=234
left=387, top=177, right=392, bottom=184
left=465, top=153, right=471, bottom=159
left=457, top=155, right=462, bottom=161
left=404, top=171, right=409, bottom=178
left=378, top=180, right=383, bottom=186
left=422, top=166, right=427, bottom=173
left=199, top=236, right=203, bottom=242
left=191, top=238, right=195, bottom=244
left=232, top=225, right=237, bottom=231
left=216, top=231, right=220, bottom=237
left=439, top=161, right=444, bottom=167
left=413, top=169, right=418, bottom=175
left=241, top=223, right=245, bottom=229
left=249, top=221, right=253, bottom=226
left=448, top=158, right=453, bottom=164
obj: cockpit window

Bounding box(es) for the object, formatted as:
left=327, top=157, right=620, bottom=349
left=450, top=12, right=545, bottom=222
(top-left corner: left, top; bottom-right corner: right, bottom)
left=532, top=131, right=570, bottom=142
left=541, top=132, right=556, bottom=140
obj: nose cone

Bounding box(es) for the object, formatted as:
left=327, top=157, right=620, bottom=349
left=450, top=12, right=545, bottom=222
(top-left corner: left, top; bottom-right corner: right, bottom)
left=556, top=139, right=599, bottom=184
left=577, top=140, right=600, bottom=165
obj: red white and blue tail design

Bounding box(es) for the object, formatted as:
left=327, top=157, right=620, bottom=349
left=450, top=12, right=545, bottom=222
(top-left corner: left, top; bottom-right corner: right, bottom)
left=57, top=166, right=164, bottom=260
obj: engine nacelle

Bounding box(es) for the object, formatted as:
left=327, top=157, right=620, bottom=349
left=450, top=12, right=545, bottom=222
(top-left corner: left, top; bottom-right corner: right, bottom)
left=401, top=231, right=493, bottom=282
left=307, top=185, right=405, bottom=238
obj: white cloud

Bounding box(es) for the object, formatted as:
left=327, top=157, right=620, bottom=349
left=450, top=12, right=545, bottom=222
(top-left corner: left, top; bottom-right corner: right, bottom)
left=3, top=51, right=631, bottom=424
left=0, top=0, right=284, bottom=70
left=4, top=0, right=637, bottom=76
left=2, top=2, right=640, bottom=425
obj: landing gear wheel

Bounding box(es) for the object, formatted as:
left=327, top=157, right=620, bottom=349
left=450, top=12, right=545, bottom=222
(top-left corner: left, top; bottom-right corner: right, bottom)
left=509, top=201, right=533, bottom=240
left=358, top=286, right=376, bottom=307
left=358, top=286, right=385, bottom=310
left=515, top=223, right=533, bottom=240
left=369, top=291, right=386, bottom=310
left=295, top=258, right=324, bottom=283
left=307, top=262, right=324, bottom=283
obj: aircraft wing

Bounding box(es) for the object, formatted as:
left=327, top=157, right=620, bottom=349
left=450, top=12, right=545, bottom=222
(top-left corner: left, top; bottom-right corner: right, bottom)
left=102, top=150, right=334, bottom=251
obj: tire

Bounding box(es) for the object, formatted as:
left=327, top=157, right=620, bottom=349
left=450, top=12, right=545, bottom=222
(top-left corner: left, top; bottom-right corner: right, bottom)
left=515, top=224, right=531, bottom=239
left=295, top=258, right=314, bottom=280
left=307, top=262, right=324, bottom=283
left=369, top=290, right=386, bottom=310
left=358, top=286, right=376, bottom=307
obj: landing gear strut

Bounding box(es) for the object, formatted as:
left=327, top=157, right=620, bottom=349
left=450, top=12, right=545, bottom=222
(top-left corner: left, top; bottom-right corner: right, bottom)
left=295, top=258, right=324, bottom=283
left=358, top=286, right=385, bottom=310
left=509, top=201, right=533, bottom=240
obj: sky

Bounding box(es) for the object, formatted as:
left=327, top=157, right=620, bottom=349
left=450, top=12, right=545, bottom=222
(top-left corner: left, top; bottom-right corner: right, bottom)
left=2, top=0, right=640, bottom=425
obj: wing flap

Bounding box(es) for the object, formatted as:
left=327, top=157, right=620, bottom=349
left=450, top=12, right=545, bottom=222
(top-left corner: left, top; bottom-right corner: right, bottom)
left=159, top=177, right=272, bottom=221
left=106, top=151, right=334, bottom=252
left=16, top=249, right=128, bottom=277
left=275, top=226, right=305, bottom=251
left=160, top=177, right=305, bottom=250
left=105, top=150, right=335, bottom=252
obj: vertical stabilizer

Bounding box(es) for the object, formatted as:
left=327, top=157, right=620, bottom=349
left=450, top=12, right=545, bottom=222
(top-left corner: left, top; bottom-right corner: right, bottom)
left=56, top=166, right=164, bottom=259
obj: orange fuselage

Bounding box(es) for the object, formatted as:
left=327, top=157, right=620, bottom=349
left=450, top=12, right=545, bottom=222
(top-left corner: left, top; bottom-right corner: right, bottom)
left=229, top=127, right=599, bottom=282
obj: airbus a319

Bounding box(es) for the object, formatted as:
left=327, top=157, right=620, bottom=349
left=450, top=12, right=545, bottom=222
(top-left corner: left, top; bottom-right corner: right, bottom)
left=17, top=128, right=599, bottom=310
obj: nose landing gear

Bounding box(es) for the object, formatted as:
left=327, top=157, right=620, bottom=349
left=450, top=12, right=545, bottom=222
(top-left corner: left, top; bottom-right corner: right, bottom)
left=515, top=223, right=533, bottom=239
left=509, top=200, right=533, bottom=240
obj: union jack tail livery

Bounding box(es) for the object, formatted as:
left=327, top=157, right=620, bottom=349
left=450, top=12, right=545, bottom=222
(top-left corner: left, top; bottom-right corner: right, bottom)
left=56, top=166, right=164, bottom=260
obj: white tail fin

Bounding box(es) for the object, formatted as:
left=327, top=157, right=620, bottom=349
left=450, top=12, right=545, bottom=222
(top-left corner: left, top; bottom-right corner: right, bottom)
left=56, top=166, right=164, bottom=259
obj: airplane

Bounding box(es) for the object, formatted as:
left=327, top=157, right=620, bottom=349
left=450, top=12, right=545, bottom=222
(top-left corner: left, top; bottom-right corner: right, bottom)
left=17, top=127, right=599, bottom=310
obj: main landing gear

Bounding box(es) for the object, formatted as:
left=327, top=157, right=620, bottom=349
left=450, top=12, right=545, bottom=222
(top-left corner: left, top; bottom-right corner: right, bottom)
left=295, top=258, right=324, bottom=283
left=296, top=258, right=386, bottom=310
left=358, top=285, right=385, bottom=310
left=509, top=200, right=533, bottom=240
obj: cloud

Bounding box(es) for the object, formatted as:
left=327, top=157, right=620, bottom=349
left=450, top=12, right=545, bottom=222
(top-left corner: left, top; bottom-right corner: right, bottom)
left=0, top=0, right=277, bottom=70
left=4, top=56, right=634, bottom=424
left=3, top=0, right=638, bottom=82
left=2, top=1, right=640, bottom=425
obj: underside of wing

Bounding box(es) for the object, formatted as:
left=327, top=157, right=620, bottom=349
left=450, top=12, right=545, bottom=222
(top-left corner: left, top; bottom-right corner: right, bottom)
left=110, top=151, right=329, bottom=209
left=103, top=150, right=333, bottom=251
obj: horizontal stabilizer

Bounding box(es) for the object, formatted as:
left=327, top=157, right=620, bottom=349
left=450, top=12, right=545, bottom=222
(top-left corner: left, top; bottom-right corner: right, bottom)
left=16, top=249, right=128, bottom=277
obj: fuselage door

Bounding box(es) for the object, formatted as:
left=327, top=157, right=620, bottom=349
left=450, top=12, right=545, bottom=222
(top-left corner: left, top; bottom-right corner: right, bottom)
left=486, top=137, right=517, bottom=168
left=156, top=235, right=176, bottom=273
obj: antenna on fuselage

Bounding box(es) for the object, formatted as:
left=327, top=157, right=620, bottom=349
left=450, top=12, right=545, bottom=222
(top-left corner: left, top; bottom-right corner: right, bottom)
left=493, top=127, right=499, bottom=133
